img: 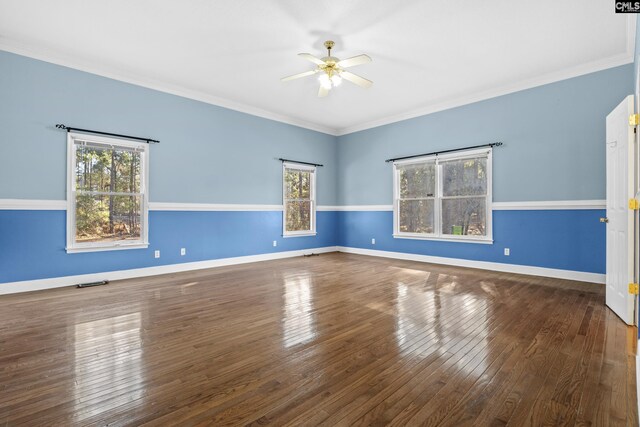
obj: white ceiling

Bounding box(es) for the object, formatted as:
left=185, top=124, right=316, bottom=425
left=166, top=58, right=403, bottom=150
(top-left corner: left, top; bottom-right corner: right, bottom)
left=0, top=1, right=634, bottom=135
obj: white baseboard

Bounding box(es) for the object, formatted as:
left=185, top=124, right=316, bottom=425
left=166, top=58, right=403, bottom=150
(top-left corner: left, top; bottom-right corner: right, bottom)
left=336, top=246, right=605, bottom=284
left=0, top=245, right=605, bottom=296
left=0, top=246, right=338, bottom=295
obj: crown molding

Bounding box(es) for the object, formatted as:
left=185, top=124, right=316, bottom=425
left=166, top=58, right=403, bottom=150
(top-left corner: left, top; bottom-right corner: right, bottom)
left=337, top=15, right=636, bottom=136
left=0, top=39, right=339, bottom=136
left=336, top=54, right=634, bottom=136
left=1, top=14, right=635, bottom=139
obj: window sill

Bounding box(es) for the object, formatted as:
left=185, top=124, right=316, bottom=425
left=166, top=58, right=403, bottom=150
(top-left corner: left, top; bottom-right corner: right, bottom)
left=66, top=242, right=149, bottom=254
left=393, top=234, right=493, bottom=244
left=282, top=232, right=317, bottom=238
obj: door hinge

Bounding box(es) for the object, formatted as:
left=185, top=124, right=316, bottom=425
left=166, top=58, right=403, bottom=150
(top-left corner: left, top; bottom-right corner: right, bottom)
left=630, top=114, right=639, bottom=126
left=629, top=198, right=640, bottom=210
left=629, top=283, right=639, bottom=295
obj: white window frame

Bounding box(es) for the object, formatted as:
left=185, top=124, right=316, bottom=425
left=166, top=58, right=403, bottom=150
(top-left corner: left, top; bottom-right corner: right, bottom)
left=393, top=147, right=493, bottom=244
left=282, top=162, right=317, bottom=237
left=66, top=132, right=150, bottom=253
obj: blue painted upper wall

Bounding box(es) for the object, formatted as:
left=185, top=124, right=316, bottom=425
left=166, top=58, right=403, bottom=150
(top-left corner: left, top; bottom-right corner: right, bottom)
left=0, top=50, right=634, bottom=207
left=337, top=64, right=633, bottom=205
left=0, top=51, right=338, bottom=205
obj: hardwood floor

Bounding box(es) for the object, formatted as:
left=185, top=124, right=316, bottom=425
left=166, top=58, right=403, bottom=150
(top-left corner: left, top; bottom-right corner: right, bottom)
left=0, top=252, right=637, bottom=426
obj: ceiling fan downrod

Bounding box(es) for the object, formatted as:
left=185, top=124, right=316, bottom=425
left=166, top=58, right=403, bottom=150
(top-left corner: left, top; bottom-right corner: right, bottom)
left=324, top=40, right=334, bottom=57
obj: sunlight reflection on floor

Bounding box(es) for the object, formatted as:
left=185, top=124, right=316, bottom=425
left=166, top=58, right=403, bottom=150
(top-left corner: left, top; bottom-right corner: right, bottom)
left=395, top=277, right=488, bottom=372
left=282, top=274, right=316, bottom=348
left=73, top=312, right=144, bottom=421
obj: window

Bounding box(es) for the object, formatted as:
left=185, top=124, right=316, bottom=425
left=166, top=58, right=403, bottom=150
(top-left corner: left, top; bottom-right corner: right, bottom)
left=393, top=148, right=492, bottom=242
left=66, top=133, right=149, bottom=253
left=283, top=162, right=316, bottom=237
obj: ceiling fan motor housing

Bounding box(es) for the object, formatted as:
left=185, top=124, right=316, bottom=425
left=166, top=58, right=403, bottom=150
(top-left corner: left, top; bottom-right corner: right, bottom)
left=320, top=57, right=339, bottom=76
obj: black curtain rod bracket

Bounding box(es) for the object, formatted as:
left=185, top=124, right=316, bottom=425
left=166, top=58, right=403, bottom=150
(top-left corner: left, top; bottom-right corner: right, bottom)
left=56, top=124, right=160, bottom=144
left=385, top=142, right=502, bottom=163
left=278, top=158, right=323, bottom=167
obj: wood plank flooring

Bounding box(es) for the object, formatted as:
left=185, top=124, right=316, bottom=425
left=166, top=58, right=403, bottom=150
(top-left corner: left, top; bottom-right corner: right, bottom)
left=0, top=252, right=637, bottom=426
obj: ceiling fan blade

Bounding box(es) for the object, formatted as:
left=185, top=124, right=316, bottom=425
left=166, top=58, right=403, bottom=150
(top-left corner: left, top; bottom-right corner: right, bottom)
left=341, top=71, right=373, bottom=88
left=337, top=54, right=372, bottom=68
left=281, top=70, right=318, bottom=82
left=318, top=85, right=329, bottom=98
left=298, top=53, right=327, bottom=66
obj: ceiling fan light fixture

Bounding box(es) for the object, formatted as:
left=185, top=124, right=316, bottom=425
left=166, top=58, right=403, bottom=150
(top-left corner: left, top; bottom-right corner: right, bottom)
left=282, top=41, right=372, bottom=97
left=319, top=73, right=332, bottom=90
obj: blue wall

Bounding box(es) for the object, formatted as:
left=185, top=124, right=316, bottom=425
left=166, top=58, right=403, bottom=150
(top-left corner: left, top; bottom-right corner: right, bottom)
left=0, top=210, right=338, bottom=283
left=337, top=210, right=605, bottom=274
left=0, top=51, right=338, bottom=205
left=337, top=64, right=633, bottom=205
left=334, top=64, right=633, bottom=275
left=0, top=48, right=634, bottom=286
left=0, top=51, right=339, bottom=285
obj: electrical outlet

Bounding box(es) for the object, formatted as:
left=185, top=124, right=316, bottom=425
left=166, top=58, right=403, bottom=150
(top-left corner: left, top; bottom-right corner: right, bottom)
left=504, top=248, right=510, bottom=256
left=180, top=248, right=186, bottom=256
left=371, top=238, right=376, bottom=245
left=154, top=250, right=160, bottom=258
left=273, top=240, right=277, bottom=247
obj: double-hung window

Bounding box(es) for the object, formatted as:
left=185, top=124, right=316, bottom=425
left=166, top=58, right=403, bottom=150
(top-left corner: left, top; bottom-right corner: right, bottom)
left=393, top=148, right=492, bottom=242
left=283, top=162, right=316, bottom=237
left=66, top=133, right=149, bottom=253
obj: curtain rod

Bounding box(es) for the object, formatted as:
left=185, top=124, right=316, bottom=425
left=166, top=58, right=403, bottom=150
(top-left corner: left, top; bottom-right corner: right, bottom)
left=385, top=142, right=502, bottom=163
left=56, top=124, right=160, bottom=144
left=278, top=158, right=323, bottom=167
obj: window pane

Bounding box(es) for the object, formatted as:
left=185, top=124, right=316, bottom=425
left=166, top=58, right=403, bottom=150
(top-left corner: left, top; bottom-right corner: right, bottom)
left=75, top=145, right=141, bottom=193
left=398, top=163, right=435, bottom=199
left=398, top=199, right=434, bottom=234
left=284, top=169, right=311, bottom=200
left=441, top=157, right=487, bottom=197
left=441, top=197, right=486, bottom=236
left=285, top=201, right=311, bottom=232
left=75, top=194, right=142, bottom=243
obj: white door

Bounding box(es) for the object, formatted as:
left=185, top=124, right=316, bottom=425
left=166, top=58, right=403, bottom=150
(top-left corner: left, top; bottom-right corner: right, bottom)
left=605, top=95, right=635, bottom=325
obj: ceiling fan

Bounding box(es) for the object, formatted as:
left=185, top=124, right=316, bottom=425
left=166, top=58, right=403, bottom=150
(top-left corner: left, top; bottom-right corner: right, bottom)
left=281, top=40, right=372, bottom=97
